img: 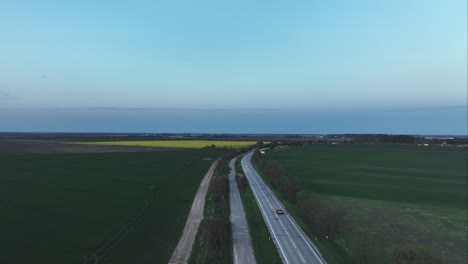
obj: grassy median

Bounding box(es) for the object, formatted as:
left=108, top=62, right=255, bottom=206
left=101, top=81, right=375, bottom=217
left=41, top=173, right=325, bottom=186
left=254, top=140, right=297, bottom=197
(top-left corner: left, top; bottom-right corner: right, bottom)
left=189, top=152, right=234, bottom=264
left=235, top=158, right=282, bottom=264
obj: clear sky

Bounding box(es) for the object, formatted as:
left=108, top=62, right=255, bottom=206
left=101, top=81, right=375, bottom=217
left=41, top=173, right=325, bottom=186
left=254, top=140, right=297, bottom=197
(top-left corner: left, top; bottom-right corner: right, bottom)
left=0, top=1, right=467, bottom=134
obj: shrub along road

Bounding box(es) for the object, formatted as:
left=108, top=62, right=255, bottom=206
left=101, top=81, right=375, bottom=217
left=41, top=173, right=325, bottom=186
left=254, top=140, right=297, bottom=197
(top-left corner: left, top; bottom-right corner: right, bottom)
left=241, top=152, right=326, bottom=264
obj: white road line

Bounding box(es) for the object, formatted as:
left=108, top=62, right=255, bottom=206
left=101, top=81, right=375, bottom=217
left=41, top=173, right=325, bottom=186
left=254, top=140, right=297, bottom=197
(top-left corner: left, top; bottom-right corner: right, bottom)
left=242, top=161, right=291, bottom=264
left=234, top=246, right=239, bottom=264
left=246, top=159, right=307, bottom=263
left=266, top=181, right=324, bottom=263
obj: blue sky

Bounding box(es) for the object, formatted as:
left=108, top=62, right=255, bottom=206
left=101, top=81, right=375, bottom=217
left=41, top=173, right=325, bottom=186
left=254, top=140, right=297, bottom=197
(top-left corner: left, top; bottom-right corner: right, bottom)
left=0, top=1, right=466, bottom=134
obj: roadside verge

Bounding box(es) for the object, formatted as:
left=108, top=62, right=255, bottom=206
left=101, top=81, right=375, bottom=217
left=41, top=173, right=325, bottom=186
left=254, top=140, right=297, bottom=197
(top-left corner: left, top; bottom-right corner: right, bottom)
left=229, top=156, right=256, bottom=264
left=235, top=157, right=282, bottom=264
left=169, top=159, right=219, bottom=264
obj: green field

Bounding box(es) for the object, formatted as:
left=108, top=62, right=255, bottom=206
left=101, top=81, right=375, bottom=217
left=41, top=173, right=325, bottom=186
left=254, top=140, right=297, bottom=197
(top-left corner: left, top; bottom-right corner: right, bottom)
left=258, top=144, right=467, bottom=264
left=76, top=140, right=261, bottom=149
left=0, top=150, right=219, bottom=264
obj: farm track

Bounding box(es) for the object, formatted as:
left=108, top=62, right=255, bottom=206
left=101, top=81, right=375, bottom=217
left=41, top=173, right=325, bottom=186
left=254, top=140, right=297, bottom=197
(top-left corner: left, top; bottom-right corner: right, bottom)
left=82, top=191, right=160, bottom=264
left=169, top=159, right=219, bottom=264
left=229, top=156, right=256, bottom=264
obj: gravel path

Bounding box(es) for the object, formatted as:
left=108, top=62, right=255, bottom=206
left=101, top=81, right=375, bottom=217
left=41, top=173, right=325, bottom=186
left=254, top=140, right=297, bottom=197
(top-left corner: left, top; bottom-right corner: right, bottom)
left=229, top=156, right=256, bottom=264
left=168, top=159, right=219, bottom=264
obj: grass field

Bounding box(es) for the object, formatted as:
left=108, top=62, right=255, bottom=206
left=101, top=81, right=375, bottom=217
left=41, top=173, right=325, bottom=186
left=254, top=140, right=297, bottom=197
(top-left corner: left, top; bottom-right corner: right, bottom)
left=258, top=144, right=467, bottom=264
left=0, top=150, right=219, bottom=264
left=76, top=140, right=261, bottom=149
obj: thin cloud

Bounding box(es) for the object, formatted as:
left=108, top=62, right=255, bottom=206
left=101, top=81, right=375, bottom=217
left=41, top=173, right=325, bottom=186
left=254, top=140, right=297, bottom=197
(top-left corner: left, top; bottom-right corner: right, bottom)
left=30, top=106, right=285, bottom=112
left=381, top=105, right=468, bottom=112
left=0, top=105, right=466, bottom=112
left=0, top=90, right=13, bottom=100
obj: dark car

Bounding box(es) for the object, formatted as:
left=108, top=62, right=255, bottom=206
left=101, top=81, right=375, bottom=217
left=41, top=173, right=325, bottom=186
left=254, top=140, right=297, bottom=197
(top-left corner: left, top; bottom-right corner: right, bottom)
left=276, top=209, right=284, bottom=215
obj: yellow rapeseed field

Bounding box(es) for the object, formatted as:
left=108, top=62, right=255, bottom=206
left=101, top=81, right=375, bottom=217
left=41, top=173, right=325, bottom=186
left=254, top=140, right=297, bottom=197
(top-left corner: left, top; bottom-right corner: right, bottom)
left=76, top=140, right=262, bottom=149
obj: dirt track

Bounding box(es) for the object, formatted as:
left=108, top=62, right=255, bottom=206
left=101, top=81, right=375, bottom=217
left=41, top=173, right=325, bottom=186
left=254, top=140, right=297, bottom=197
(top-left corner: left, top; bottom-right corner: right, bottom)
left=168, top=159, right=219, bottom=264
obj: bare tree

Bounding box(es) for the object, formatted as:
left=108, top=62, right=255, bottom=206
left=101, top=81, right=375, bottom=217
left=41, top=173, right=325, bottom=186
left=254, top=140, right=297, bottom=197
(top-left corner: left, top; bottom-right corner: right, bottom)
left=299, top=198, right=345, bottom=238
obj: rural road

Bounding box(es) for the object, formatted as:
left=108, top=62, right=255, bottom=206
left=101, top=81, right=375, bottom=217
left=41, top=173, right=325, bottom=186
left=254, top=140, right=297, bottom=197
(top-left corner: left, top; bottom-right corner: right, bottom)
left=241, top=152, right=326, bottom=264
left=168, top=159, right=219, bottom=264
left=229, top=157, right=256, bottom=264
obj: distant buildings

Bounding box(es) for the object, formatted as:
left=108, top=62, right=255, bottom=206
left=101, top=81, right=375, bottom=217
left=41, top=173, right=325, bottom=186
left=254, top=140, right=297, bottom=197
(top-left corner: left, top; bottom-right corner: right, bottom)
left=424, top=136, right=455, bottom=140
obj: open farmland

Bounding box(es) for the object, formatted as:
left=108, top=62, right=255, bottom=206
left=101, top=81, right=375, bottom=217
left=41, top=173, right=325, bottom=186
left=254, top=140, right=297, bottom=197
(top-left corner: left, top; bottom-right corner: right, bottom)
left=0, top=150, right=219, bottom=264
left=75, top=140, right=261, bottom=149
left=258, top=144, right=467, bottom=264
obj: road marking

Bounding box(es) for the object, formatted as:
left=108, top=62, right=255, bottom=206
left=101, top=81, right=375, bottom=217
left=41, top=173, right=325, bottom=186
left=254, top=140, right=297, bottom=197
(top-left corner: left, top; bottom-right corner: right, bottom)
left=244, top=151, right=327, bottom=264
left=266, top=180, right=325, bottom=263
left=234, top=245, right=239, bottom=264
left=242, top=156, right=290, bottom=264
left=246, top=158, right=307, bottom=263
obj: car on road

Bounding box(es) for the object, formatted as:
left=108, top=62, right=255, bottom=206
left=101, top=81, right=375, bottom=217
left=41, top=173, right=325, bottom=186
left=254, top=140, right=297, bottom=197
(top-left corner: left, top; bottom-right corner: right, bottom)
left=276, top=209, right=284, bottom=215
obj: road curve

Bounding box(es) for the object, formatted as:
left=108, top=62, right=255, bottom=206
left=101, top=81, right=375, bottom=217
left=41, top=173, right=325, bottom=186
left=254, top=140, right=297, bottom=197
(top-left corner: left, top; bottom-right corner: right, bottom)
left=241, top=152, right=326, bottom=264
left=229, top=157, right=256, bottom=264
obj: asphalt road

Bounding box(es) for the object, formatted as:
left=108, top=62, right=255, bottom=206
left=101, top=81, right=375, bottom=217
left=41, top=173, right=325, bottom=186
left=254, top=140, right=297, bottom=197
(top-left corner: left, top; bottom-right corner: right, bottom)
left=229, top=157, right=257, bottom=264
left=241, top=152, right=326, bottom=264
